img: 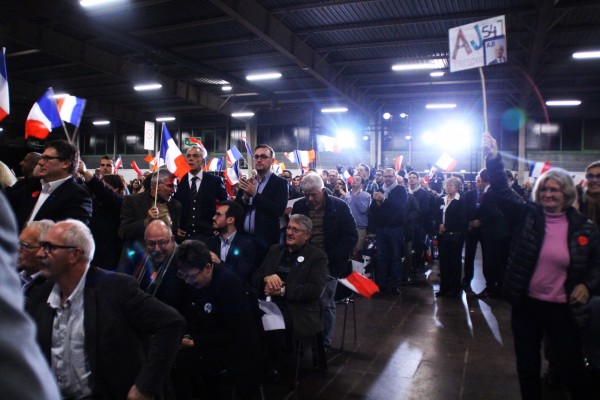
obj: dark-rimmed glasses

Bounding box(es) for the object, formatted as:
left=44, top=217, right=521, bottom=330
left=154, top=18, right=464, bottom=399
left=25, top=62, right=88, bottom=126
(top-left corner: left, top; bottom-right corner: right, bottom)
left=145, top=239, right=171, bottom=249
left=253, top=154, right=270, bottom=160
left=39, top=155, right=64, bottom=162
left=39, top=241, right=78, bottom=254
left=177, top=270, right=201, bottom=281
left=586, top=173, right=600, bottom=181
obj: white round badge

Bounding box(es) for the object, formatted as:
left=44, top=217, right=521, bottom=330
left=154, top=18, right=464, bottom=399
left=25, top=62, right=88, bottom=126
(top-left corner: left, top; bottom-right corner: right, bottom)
left=204, top=303, right=212, bottom=313
left=297, top=256, right=304, bottom=263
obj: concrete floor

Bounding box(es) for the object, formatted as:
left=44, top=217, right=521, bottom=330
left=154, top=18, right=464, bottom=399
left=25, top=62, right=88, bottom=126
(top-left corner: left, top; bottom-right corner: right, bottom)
left=260, top=248, right=585, bottom=400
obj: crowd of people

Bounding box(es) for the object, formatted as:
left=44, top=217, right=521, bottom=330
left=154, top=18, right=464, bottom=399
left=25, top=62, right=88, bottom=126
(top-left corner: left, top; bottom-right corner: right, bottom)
left=0, top=133, right=599, bottom=399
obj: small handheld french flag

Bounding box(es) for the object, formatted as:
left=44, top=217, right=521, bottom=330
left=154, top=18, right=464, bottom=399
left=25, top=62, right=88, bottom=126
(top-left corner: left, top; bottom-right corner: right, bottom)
left=57, top=95, right=86, bottom=127
left=529, top=161, right=551, bottom=178
left=0, top=47, right=9, bottom=122
left=114, top=155, right=123, bottom=173
left=25, top=88, right=62, bottom=140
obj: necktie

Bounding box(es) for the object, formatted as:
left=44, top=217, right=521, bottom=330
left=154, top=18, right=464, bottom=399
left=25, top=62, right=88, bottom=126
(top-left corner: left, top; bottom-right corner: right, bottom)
left=190, top=176, right=198, bottom=198
left=221, top=238, right=229, bottom=261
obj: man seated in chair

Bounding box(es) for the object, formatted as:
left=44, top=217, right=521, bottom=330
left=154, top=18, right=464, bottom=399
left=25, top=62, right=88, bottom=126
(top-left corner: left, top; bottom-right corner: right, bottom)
left=253, top=214, right=328, bottom=341
left=176, top=240, right=263, bottom=400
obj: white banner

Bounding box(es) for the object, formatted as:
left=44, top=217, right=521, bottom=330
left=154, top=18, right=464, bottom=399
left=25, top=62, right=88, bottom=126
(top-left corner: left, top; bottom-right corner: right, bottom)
left=144, top=121, right=155, bottom=150
left=449, top=15, right=506, bottom=72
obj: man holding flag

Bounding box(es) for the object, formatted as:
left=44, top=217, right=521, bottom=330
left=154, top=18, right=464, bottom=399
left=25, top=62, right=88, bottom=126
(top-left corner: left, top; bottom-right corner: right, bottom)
left=174, top=144, right=227, bottom=241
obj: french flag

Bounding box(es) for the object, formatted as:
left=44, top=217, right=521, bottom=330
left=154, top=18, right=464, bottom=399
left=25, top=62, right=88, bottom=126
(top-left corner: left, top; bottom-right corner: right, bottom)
left=57, top=95, right=86, bottom=127
left=241, top=135, right=253, bottom=157
left=25, top=88, right=62, bottom=140
left=131, top=160, right=144, bottom=176
left=434, top=152, right=457, bottom=172
left=206, top=157, right=222, bottom=172
left=159, top=124, right=191, bottom=180
left=529, top=161, right=551, bottom=178
left=226, top=145, right=243, bottom=166
left=0, top=47, right=9, bottom=122
left=114, top=155, right=123, bottom=172
left=338, top=271, right=380, bottom=298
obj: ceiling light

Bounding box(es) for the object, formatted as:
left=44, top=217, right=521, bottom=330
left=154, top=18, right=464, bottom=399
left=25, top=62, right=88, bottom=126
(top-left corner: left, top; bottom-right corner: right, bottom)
left=430, top=71, right=445, bottom=77
left=93, top=120, right=110, bottom=126
left=52, top=93, right=69, bottom=99
left=546, top=100, right=581, bottom=107
left=246, top=72, right=282, bottom=81
left=405, top=135, right=412, bottom=140
left=572, top=51, right=600, bottom=59
left=156, top=116, right=175, bottom=122
left=426, top=103, right=457, bottom=109
left=321, top=107, right=348, bottom=113
left=0, top=128, right=3, bottom=132
left=382, top=112, right=392, bottom=120
left=80, top=0, right=122, bottom=7
left=231, top=112, right=255, bottom=118
left=134, top=83, right=162, bottom=91
left=399, top=113, right=409, bottom=118
left=392, top=59, right=445, bottom=71
left=222, top=86, right=232, bottom=91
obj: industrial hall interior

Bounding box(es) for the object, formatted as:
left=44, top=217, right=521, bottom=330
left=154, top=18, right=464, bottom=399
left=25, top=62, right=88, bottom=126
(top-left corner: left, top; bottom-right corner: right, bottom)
left=0, top=1, right=599, bottom=400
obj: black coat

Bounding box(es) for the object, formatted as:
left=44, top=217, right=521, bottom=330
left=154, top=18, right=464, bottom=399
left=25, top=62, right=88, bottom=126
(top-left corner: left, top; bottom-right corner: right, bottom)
left=8, top=177, right=92, bottom=230
left=207, top=232, right=255, bottom=285
left=292, top=191, right=357, bottom=277
left=26, top=268, right=185, bottom=399
left=236, top=174, right=289, bottom=252
left=486, top=155, right=600, bottom=308
left=174, top=172, right=227, bottom=238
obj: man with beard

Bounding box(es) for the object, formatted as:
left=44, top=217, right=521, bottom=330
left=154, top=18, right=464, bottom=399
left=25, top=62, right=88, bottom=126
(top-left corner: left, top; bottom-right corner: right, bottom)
left=207, top=200, right=255, bottom=285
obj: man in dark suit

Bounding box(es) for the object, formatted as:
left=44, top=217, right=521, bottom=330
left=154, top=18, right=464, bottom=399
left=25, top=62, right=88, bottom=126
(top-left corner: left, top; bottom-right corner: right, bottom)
left=8, top=140, right=92, bottom=230
left=207, top=200, right=255, bottom=285
left=487, top=44, right=506, bottom=65
left=26, top=219, right=185, bottom=400
left=174, top=145, right=227, bottom=242
left=462, top=173, right=484, bottom=293
left=236, top=144, right=288, bottom=269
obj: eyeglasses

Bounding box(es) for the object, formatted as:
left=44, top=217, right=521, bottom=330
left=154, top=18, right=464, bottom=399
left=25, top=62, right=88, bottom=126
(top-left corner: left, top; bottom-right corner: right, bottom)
left=177, top=270, right=201, bottom=281
left=39, top=241, right=78, bottom=254
left=159, top=182, right=177, bottom=190
left=39, top=155, right=63, bottom=162
left=253, top=154, right=270, bottom=160
left=383, top=175, right=395, bottom=178
left=145, top=239, right=171, bottom=249
left=18, top=241, right=40, bottom=252
left=286, top=226, right=306, bottom=234
left=586, top=173, right=600, bottom=181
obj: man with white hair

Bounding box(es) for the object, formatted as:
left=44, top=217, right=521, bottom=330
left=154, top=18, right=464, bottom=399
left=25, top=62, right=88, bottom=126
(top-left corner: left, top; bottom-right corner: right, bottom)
left=292, top=173, right=357, bottom=348
left=26, top=219, right=185, bottom=400
left=17, top=219, right=54, bottom=296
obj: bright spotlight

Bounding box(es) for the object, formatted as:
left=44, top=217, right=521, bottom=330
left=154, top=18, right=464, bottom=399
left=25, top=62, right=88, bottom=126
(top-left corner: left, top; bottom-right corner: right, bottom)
left=362, top=135, right=370, bottom=141
left=399, top=113, right=409, bottom=118
left=438, top=121, right=473, bottom=151
left=335, top=129, right=356, bottom=148
left=383, top=112, right=392, bottom=120
left=422, top=131, right=435, bottom=145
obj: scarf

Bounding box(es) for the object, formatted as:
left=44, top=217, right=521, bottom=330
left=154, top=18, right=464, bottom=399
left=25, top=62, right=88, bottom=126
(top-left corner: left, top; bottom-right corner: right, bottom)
left=381, top=181, right=398, bottom=201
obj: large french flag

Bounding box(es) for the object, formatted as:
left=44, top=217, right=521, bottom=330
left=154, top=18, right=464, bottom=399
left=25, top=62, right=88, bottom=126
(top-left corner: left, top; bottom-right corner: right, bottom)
left=57, top=95, right=86, bottom=126
left=25, top=88, right=62, bottom=139
left=159, top=124, right=191, bottom=179
left=0, top=48, right=9, bottom=122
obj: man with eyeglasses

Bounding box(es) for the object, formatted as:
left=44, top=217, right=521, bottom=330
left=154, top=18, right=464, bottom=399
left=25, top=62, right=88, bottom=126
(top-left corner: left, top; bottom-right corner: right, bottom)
left=17, top=220, right=55, bottom=297
left=281, top=169, right=302, bottom=199
left=119, top=169, right=182, bottom=269
left=7, top=140, right=92, bottom=230
left=579, top=161, right=600, bottom=228
left=173, top=145, right=227, bottom=242
left=237, top=144, right=288, bottom=270
left=175, top=240, right=263, bottom=399
left=26, top=219, right=185, bottom=400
